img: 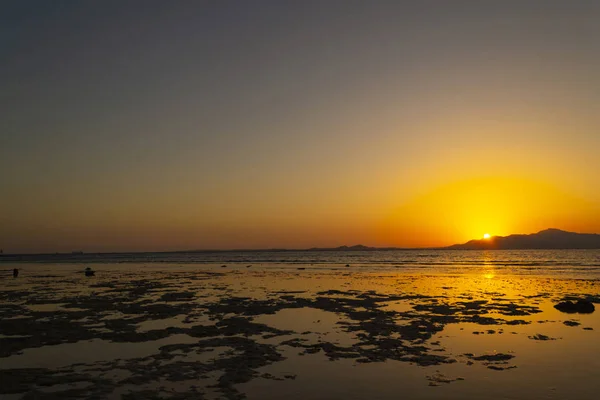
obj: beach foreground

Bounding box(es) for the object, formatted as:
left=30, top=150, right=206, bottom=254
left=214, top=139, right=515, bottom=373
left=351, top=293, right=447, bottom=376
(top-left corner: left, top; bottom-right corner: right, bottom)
left=1, top=265, right=600, bottom=399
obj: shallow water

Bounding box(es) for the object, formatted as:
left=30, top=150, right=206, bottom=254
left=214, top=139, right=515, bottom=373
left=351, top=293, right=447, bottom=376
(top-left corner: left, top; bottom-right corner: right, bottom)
left=3, top=248, right=600, bottom=278
left=1, top=263, right=600, bottom=399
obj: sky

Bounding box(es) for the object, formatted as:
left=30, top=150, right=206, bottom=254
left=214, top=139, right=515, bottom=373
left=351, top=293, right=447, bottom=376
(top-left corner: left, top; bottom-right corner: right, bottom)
left=2, top=1, right=600, bottom=253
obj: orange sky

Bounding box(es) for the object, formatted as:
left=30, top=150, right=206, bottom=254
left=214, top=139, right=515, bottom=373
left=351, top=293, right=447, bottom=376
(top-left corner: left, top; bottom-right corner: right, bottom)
left=2, top=3, right=600, bottom=253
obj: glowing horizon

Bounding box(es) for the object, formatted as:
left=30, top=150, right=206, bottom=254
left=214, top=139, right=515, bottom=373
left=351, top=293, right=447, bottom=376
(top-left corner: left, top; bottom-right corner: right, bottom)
left=2, top=2, right=600, bottom=253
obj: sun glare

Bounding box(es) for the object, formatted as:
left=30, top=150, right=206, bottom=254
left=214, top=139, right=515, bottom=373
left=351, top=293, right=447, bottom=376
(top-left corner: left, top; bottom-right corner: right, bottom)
left=483, top=233, right=491, bottom=239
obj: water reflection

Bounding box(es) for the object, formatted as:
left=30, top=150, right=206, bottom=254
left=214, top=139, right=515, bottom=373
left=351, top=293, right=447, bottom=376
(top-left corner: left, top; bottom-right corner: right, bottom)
left=1, top=266, right=600, bottom=399
left=481, top=251, right=496, bottom=279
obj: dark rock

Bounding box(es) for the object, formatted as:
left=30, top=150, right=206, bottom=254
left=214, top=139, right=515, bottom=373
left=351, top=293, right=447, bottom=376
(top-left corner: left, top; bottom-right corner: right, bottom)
left=488, top=365, right=517, bottom=371
left=554, top=300, right=595, bottom=314
left=160, top=292, right=195, bottom=302
left=471, top=353, right=514, bottom=362
left=13, top=268, right=19, bottom=278
left=528, top=334, right=556, bottom=341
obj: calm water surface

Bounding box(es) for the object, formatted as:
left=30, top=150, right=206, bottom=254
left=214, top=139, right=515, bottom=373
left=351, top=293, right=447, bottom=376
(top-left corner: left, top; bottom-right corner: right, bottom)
left=2, top=249, right=600, bottom=278
left=2, top=251, right=600, bottom=399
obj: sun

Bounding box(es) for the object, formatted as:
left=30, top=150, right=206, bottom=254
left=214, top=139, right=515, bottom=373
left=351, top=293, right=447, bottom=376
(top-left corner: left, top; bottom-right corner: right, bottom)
left=483, top=233, right=491, bottom=239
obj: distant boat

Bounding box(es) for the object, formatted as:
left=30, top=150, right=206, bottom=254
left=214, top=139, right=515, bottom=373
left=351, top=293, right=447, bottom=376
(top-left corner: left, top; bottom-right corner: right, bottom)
left=71, top=251, right=84, bottom=255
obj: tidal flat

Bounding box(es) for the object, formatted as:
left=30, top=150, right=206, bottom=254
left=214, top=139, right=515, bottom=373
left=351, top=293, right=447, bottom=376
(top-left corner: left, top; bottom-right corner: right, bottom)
left=1, top=265, right=600, bottom=399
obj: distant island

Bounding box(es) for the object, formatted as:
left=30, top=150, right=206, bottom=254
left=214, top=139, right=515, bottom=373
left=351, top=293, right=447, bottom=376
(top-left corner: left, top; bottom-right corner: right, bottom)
left=308, top=244, right=382, bottom=251
left=447, top=228, right=600, bottom=250
left=305, top=229, right=600, bottom=250
left=3, top=229, right=600, bottom=257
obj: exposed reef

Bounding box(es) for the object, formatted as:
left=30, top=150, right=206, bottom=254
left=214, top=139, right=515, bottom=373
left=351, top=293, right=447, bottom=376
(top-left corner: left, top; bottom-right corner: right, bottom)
left=1, top=270, right=599, bottom=399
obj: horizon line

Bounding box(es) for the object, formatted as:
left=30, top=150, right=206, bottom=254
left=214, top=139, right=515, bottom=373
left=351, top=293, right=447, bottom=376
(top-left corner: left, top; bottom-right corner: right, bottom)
left=0, top=245, right=444, bottom=257
left=2, top=228, right=598, bottom=256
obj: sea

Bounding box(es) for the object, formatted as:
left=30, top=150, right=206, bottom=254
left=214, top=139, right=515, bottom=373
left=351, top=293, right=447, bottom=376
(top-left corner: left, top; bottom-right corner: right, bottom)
left=3, top=249, right=600, bottom=399
left=2, top=249, right=600, bottom=278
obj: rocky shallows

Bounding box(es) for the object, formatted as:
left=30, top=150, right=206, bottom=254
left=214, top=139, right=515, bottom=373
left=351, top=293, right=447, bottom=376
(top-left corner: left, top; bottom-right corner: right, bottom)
left=1, top=269, right=599, bottom=399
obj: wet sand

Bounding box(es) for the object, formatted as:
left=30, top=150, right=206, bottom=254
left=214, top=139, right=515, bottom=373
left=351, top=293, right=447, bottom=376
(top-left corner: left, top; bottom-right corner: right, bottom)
left=1, top=265, right=600, bottom=399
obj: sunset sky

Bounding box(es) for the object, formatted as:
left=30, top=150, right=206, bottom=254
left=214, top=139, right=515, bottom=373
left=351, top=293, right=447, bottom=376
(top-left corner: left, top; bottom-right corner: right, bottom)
left=2, top=1, right=600, bottom=253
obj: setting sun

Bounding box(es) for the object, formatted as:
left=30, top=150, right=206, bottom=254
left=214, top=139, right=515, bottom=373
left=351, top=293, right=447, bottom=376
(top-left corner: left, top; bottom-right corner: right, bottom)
left=483, top=233, right=491, bottom=239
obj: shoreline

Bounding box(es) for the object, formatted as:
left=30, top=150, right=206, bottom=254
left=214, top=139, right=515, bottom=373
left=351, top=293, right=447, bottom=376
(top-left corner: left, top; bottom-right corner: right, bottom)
left=1, top=267, right=599, bottom=399
left=3, top=261, right=600, bottom=281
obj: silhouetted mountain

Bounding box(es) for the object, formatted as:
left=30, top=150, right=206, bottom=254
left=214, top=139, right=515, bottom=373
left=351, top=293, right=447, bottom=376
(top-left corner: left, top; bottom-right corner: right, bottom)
left=308, top=244, right=377, bottom=251
left=448, top=229, right=600, bottom=250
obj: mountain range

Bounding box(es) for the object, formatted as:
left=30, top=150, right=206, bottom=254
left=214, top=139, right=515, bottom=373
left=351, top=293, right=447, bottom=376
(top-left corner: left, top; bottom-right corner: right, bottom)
left=447, top=228, right=600, bottom=250
left=3, top=229, right=599, bottom=256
